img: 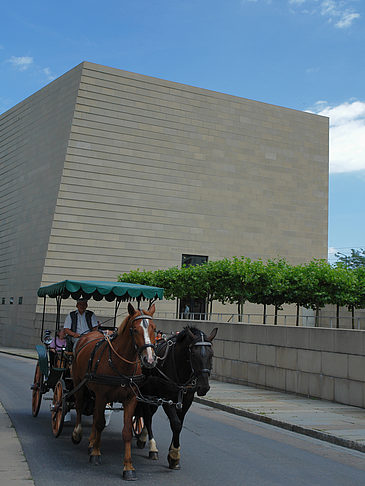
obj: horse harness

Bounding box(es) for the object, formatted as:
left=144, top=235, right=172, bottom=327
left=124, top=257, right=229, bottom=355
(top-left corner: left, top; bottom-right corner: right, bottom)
left=67, top=312, right=156, bottom=398
left=136, top=331, right=213, bottom=410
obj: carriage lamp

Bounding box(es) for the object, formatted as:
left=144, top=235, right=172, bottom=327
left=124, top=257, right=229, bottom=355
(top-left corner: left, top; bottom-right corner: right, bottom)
left=43, top=329, right=53, bottom=345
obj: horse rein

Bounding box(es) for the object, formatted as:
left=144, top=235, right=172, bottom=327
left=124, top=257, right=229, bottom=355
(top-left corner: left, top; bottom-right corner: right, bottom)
left=133, top=331, right=213, bottom=410
left=105, top=312, right=156, bottom=364
left=157, top=331, right=213, bottom=386
left=105, top=334, right=138, bottom=365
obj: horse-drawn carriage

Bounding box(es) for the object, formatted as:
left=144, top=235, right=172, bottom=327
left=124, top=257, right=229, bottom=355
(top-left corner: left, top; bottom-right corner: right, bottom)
left=31, top=278, right=217, bottom=480
left=31, top=279, right=163, bottom=438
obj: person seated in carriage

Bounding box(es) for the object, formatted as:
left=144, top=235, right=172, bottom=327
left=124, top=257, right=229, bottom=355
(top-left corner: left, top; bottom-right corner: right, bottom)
left=63, top=298, right=99, bottom=351
left=50, top=327, right=67, bottom=351
left=48, top=327, right=67, bottom=366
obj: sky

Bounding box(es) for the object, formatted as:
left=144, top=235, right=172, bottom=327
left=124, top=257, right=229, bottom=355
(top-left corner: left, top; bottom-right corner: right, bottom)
left=1, top=0, right=365, bottom=264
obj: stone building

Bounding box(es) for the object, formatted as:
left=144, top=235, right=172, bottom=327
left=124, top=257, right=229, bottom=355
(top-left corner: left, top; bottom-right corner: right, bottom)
left=0, top=62, right=328, bottom=347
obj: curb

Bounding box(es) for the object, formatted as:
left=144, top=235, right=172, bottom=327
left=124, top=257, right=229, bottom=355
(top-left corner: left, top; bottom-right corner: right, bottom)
left=0, top=350, right=37, bottom=360
left=194, top=396, right=365, bottom=454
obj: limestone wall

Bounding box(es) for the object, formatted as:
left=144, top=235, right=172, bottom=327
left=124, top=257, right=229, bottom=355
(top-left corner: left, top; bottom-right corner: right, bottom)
left=156, top=318, right=365, bottom=408
left=1, top=61, right=328, bottom=345
left=0, top=65, right=82, bottom=346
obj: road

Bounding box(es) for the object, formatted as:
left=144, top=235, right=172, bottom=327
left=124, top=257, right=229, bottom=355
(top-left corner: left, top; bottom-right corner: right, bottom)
left=1, top=353, right=365, bottom=485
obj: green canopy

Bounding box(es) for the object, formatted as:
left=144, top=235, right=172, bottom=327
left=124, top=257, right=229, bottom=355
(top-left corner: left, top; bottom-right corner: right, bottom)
left=37, top=280, right=164, bottom=302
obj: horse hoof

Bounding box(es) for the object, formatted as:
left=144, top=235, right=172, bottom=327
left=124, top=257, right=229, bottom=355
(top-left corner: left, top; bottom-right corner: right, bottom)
left=89, top=455, right=102, bottom=465
left=168, top=457, right=180, bottom=470
left=71, top=435, right=81, bottom=445
left=149, top=451, right=158, bottom=460
left=136, top=439, right=146, bottom=449
left=122, top=470, right=137, bottom=481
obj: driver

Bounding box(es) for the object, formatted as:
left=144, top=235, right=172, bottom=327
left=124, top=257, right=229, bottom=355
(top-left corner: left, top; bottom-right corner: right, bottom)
left=64, top=298, right=99, bottom=350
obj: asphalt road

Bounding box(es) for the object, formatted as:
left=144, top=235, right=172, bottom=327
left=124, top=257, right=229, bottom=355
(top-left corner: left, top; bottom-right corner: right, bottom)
left=1, top=353, right=365, bottom=486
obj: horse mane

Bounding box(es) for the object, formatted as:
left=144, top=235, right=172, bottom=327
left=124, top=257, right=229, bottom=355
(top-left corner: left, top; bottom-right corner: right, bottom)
left=176, top=326, right=202, bottom=343
left=116, top=307, right=150, bottom=335
left=117, top=313, right=131, bottom=335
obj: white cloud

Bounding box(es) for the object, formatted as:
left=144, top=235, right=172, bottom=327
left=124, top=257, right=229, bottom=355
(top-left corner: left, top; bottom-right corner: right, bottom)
left=335, top=11, right=360, bottom=28
left=328, top=247, right=338, bottom=256
left=8, top=56, right=34, bottom=71
left=309, top=100, right=365, bottom=173
left=289, top=0, right=360, bottom=28
left=6, top=56, right=56, bottom=82
left=306, top=66, right=320, bottom=74
left=320, top=0, right=360, bottom=28
left=43, top=67, right=56, bottom=81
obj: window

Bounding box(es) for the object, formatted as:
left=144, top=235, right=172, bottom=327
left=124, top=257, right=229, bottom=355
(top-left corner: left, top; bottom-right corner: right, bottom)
left=180, top=254, right=208, bottom=319
left=182, top=254, right=208, bottom=267
left=18, top=297, right=23, bottom=305
left=1, top=298, right=5, bottom=305
left=10, top=297, right=14, bottom=304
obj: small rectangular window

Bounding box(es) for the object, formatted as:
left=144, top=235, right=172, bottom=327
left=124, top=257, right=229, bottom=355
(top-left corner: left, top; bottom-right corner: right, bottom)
left=18, top=297, right=23, bottom=305
left=10, top=297, right=14, bottom=304
left=180, top=254, right=209, bottom=319
left=1, top=298, right=5, bottom=305
left=182, top=254, right=208, bottom=267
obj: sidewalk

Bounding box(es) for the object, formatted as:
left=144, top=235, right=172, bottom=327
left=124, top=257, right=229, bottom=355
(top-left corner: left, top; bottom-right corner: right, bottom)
left=0, top=402, right=35, bottom=485
left=196, top=381, right=365, bottom=453
left=1, top=346, right=365, bottom=485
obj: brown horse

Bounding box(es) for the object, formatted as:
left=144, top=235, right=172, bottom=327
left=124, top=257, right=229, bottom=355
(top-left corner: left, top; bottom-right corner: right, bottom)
left=71, top=302, right=157, bottom=481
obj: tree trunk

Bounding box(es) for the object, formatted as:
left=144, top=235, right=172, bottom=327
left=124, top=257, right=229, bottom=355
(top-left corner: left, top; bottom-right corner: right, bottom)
left=274, top=305, right=278, bottom=325
left=237, top=298, right=244, bottom=322
left=263, top=304, right=266, bottom=325
left=296, top=303, right=300, bottom=327
left=336, top=303, right=340, bottom=329
left=315, top=306, right=320, bottom=327
left=351, top=306, right=355, bottom=329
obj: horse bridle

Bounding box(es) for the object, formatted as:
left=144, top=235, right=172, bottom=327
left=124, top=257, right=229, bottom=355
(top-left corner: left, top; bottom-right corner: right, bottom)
left=189, top=332, right=213, bottom=376
left=130, top=312, right=156, bottom=359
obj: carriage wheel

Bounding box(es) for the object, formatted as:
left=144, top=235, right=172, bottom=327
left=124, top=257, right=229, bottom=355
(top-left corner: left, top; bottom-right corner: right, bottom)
left=132, top=415, right=144, bottom=438
left=51, top=379, right=67, bottom=438
left=31, top=363, right=43, bottom=417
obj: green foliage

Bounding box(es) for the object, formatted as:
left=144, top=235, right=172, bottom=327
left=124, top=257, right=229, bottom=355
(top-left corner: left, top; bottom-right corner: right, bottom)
left=335, top=249, right=365, bottom=269
left=353, top=266, right=365, bottom=309
left=119, top=255, right=365, bottom=313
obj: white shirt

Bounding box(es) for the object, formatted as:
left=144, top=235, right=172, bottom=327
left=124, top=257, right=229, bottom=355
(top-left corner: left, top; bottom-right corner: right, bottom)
left=64, top=310, right=98, bottom=335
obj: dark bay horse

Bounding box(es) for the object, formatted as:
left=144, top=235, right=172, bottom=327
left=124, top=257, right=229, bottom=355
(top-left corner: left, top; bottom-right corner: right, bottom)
left=71, top=302, right=157, bottom=481
left=134, top=326, right=217, bottom=469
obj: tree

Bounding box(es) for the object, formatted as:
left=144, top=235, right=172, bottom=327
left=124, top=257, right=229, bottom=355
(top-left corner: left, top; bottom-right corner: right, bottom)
left=298, top=260, right=333, bottom=327
left=196, top=259, right=234, bottom=316
left=119, top=255, right=365, bottom=326
left=326, top=266, right=358, bottom=328
left=335, top=249, right=365, bottom=269
left=265, top=259, right=291, bottom=325
left=227, top=257, right=255, bottom=321
left=243, top=259, right=274, bottom=324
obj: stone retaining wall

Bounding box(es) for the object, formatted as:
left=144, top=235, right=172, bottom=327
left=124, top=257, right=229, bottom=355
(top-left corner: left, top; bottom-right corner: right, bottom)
left=155, top=319, right=365, bottom=408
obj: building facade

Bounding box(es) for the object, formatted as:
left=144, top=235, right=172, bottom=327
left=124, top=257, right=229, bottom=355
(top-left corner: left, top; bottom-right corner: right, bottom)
left=0, top=62, right=329, bottom=347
